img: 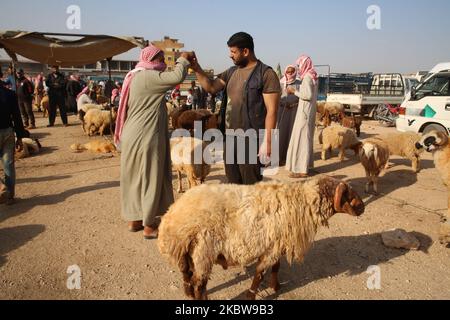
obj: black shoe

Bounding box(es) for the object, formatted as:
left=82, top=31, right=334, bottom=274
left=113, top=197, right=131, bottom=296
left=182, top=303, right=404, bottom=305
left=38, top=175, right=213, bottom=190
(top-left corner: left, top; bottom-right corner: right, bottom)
left=47, top=124, right=54, bottom=127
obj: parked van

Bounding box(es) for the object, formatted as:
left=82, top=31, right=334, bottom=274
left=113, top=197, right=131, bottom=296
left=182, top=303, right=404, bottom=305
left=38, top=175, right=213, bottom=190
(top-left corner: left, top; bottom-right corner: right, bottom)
left=396, top=63, right=450, bottom=134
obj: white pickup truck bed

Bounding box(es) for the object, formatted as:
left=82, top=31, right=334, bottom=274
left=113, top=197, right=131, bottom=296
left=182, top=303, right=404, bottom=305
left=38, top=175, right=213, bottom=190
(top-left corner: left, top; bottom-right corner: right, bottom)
left=327, top=93, right=405, bottom=113
left=325, top=73, right=409, bottom=115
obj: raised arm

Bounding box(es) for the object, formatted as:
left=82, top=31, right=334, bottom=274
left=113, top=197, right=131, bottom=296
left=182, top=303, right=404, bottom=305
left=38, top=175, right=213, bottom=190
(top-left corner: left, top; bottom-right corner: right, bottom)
left=148, top=56, right=191, bottom=93
left=190, top=54, right=225, bottom=95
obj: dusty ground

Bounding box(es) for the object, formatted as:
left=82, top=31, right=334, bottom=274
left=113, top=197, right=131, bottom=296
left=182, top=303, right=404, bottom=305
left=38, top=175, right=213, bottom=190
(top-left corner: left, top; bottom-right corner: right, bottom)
left=0, top=112, right=449, bottom=300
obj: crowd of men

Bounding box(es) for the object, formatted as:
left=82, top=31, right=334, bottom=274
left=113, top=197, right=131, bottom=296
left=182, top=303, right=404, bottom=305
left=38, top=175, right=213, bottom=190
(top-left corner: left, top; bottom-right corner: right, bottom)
left=0, top=65, right=123, bottom=128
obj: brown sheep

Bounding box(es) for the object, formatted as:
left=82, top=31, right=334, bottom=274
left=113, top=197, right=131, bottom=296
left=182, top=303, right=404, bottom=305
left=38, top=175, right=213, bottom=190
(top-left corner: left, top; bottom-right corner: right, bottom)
left=359, top=138, right=390, bottom=194
left=170, top=105, right=189, bottom=129
left=176, top=110, right=218, bottom=135
left=339, top=112, right=363, bottom=137
left=316, top=109, right=332, bottom=128
left=316, top=102, right=346, bottom=128
left=158, top=176, right=365, bottom=300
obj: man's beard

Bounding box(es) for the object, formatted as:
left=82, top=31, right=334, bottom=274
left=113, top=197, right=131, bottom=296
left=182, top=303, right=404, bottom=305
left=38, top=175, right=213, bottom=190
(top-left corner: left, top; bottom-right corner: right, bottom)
left=233, top=57, right=249, bottom=68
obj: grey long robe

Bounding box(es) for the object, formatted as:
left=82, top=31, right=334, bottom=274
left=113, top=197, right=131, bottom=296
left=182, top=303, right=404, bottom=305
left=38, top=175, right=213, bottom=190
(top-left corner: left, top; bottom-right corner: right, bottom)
left=120, top=57, right=190, bottom=227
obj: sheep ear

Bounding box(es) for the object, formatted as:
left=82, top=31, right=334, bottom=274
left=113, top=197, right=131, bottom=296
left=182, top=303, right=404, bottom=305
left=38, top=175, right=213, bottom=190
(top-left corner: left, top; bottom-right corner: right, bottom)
left=436, top=132, right=449, bottom=146
left=342, top=202, right=357, bottom=216
left=334, top=182, right=347, bottom=212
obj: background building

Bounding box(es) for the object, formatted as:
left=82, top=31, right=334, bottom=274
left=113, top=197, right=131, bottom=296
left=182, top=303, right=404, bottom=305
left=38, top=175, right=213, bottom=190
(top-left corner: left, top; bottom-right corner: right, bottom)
left=153, top=36, right=184, bottom=71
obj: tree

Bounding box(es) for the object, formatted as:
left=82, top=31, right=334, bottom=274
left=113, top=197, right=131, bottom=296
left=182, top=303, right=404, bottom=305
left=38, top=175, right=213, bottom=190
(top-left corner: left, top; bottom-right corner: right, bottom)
left=276, top=63, right=282, bottom=79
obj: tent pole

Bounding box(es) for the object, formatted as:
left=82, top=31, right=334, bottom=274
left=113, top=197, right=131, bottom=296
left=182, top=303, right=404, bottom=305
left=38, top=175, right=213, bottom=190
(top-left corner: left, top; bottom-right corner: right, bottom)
left=107, top=57, right=112, bottom=84
left=11, top=59, right=17, bottom=91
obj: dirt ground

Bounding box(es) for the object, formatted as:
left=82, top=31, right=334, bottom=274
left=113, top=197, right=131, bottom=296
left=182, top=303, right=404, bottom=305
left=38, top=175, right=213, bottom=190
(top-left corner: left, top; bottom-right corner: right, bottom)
left=1, top=112, right=449, bottom=300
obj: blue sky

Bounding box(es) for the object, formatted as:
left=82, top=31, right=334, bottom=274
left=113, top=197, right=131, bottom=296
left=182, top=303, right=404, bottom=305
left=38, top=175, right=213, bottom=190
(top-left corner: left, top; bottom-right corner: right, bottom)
left=1, top=0, right=449, bottom=74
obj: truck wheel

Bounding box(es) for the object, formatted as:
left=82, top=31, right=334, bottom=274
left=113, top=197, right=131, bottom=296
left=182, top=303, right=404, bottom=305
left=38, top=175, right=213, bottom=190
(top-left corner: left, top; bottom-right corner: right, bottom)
left=423, top=124, right=448, bottom=135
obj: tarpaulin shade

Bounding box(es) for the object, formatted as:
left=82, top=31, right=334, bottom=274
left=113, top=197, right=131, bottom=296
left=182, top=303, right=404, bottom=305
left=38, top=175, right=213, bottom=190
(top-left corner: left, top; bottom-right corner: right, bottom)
left=0, top=31, right=147, bottom=67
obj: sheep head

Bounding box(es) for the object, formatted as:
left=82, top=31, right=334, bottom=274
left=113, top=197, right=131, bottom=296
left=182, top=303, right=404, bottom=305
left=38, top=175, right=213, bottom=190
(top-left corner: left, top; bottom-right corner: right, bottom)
left=318, top=177, right=365, bottom=217
left=416, top=130, right=449, bottom=153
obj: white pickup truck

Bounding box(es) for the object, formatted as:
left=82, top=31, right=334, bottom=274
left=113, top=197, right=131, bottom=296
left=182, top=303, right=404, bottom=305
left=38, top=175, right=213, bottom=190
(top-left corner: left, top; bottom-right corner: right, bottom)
left=396, top=63, right=450, bottom=135
left=326, top=73, right=417, bottom=116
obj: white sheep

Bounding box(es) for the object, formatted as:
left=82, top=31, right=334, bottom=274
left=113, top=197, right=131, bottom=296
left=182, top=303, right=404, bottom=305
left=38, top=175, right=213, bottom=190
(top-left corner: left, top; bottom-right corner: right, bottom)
left=320, top=125, right=361, bottom=161
left=377, top=132, right=423, bottom=173
left=359, top=138, right=390, bottom=194
left=15, top=138, right=42, bottom=160
left=83, top=108, right=117, bottom=136
left=170, top=137, right=211, bottom=193
left=416, top=131, right=450, bottom=245
left=78, top=103, right=108, bottom=124
left=158, top=176, right=365, bottom=300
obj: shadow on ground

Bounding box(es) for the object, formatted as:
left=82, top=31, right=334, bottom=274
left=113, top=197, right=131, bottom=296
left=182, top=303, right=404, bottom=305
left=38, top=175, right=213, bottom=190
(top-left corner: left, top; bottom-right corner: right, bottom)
left=0, top=224, right=46, bottom=267
left=204, top=232, right=432, bottom=300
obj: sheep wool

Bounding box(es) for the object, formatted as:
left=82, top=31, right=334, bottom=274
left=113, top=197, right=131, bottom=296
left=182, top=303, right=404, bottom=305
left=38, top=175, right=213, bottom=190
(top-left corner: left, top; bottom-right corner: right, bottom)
left=70, top=140, right=116, bottom=154
left=359, top=138, right=390, bottom=193
left=83, top=108, right=117, bottom=136
left=15, top=138, right=42, bottom=160
left=170, top=137, right=211, bottom=193
left=158, top=176, right=365, bottom=300
left=320, top=125, right=361, bottom=161
left=377, top=132, right=423, bottom=172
